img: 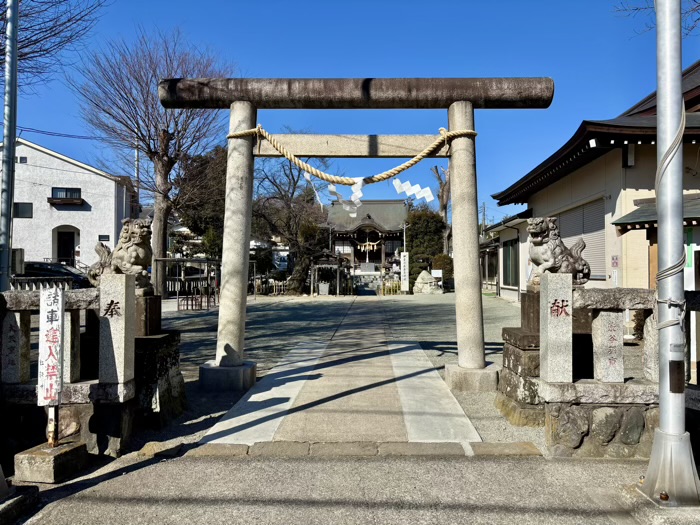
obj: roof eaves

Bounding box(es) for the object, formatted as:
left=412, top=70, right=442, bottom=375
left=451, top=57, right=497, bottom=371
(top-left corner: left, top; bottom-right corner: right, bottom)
left=484, top=208, right=533, bottom=233
left=491, top=121, right=594, bottom=205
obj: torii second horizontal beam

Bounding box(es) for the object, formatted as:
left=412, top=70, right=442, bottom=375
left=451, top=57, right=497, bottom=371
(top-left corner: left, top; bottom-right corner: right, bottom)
left=159, top=77, right=554, bottom=110
left=254, top=134, right=450, bottom=158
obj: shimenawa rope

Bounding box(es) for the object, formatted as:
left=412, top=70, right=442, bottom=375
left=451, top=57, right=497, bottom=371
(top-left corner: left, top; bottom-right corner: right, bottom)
left=227, top=125, right=476, bottom=186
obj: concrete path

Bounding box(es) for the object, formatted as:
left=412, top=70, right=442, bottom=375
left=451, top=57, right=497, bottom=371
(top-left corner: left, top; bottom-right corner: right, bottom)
left=201, top=296, right=480, bottom=452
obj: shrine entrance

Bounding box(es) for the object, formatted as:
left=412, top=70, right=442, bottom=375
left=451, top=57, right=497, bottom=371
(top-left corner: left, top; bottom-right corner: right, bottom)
left=159, top=77, right=554, bottom=393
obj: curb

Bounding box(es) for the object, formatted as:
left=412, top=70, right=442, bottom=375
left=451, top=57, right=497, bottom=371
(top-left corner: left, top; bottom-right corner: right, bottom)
left=183, top=441, right=543, bottom=458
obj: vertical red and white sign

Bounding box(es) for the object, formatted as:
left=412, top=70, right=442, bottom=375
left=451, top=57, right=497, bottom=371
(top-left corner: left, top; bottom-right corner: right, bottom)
left=38, top=287, right=64, bottom=406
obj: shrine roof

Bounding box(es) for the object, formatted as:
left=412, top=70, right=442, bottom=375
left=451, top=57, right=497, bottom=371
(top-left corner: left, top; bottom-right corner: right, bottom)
left=328, top=200, right=408, bottom=233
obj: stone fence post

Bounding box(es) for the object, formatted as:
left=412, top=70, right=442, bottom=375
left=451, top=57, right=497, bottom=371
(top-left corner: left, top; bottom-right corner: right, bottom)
left=1, top=310, right=30, bottom=383
left=540, top=273, right=573, bottom=383
left=99, top=274, right=135, bottom=398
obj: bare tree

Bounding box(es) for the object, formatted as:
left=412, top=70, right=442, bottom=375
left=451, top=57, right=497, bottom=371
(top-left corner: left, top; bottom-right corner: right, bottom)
left=430, top=165, right=451, bottom=254
left=616, top=1, right=700, bottom=35
left=70, top=28, right=230, bottom=294
left=253, top=157, right=329, bottom=295
left=0, top=0, right=106, bottom=87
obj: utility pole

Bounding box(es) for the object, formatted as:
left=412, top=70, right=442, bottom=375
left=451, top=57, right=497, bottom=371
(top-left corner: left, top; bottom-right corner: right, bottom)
left=0, top=0, right=18, bottom=494
left=135, top=142, right=140, bottom=206
left=480, top=202, right=487, bottom=237
left=0, top=0, right=18, bottom=292
left=640, top=0, right=700, bottom=506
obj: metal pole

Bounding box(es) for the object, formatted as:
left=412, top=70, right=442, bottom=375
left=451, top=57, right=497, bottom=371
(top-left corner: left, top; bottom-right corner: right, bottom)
left=135, top=141, right=140, bottom=205
left=640, top=0, right=700, bottom=506
left=403, top=222, right=406, bottom=252
left=0, top=0, right=19, bottom=292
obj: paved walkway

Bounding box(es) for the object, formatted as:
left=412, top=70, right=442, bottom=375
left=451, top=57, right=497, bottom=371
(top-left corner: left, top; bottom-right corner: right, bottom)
left=200, top=296, right=481, bottom=453
left=14, top=295, right=700, bottom=525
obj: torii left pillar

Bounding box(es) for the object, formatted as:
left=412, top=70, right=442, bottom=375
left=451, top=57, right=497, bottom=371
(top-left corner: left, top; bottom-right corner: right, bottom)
left=199, top=101, right=257, bottom=391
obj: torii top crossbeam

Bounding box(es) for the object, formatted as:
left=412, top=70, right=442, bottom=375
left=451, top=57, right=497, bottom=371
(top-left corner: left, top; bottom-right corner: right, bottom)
left=158, top=77, right=554, bottom=109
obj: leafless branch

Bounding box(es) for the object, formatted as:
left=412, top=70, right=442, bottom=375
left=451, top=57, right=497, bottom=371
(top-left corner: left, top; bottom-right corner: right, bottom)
left=0, top=0, right=107, bottom=88
left=615, top=0, right=700, bottom=35
left=69, top=26, right=232, bottom=293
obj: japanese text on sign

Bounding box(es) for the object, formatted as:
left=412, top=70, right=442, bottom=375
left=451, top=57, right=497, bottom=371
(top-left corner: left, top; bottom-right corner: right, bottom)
left=38, top=288, right=64, bottom=406
left=400, top=251, right=409, bottom=292
left=103, top=300, right=121, bottom=318
left=550, top=299, right=570, bottom=318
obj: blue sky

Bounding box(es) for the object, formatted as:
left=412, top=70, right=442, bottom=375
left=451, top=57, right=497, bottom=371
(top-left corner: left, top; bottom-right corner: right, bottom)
left=11, top=1, right=700, bottom=222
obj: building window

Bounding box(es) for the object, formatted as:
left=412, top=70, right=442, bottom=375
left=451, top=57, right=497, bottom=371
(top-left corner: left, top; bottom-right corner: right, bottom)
left=14, top=156, right=27, bottom=164
left=334, top=240, right=353, bottom=254
left=385, top=240, right=402, bottom=255
left=98, top=234, right=110, bottom=242
left=502, top=238, right=519, bottom=288
left=51, top=187, right=81, bottom=199
left=13, top=202, right=32, bottom=218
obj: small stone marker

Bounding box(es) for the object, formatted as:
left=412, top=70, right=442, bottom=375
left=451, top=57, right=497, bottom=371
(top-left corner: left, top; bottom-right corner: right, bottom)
left=38, top=288, right=64, bottom=406
left=592, top=310, right=624, bottom=383
left=99, top=274, right=135, bottom=385
left=539, top=273, right=573, bottom=382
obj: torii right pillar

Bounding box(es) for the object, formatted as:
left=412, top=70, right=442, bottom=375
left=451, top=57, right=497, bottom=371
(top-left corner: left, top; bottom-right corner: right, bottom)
left=445, top=100, right=497, bottom=391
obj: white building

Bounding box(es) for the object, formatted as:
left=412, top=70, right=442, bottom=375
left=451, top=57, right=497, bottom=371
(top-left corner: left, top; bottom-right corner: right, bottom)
left=490, top=60, right=700, bottom=302
left=6, top=138, right=138, bottom=268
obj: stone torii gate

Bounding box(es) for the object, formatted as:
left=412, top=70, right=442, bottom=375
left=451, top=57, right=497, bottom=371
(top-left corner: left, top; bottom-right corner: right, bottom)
left=159, top=77, right=554, bottom=392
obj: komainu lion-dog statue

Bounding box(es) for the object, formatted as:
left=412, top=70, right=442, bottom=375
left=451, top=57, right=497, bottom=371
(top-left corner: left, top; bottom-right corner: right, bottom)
left=527, top=217, right=590, bottom=286
left=88, top=218, right=154, bottom=294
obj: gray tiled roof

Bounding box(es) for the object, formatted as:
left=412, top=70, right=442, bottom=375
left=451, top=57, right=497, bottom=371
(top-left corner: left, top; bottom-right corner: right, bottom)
left=613, top=195, right=700, bottom=225
left=328, top=200, right=408, bottom=232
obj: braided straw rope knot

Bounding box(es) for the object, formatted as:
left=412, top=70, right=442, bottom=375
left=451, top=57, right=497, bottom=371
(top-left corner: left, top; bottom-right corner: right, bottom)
left=227, top=125, right=476, bottom=186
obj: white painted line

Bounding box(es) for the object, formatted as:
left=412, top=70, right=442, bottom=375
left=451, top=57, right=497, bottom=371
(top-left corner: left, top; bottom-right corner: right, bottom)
left=388, top=341, right=482, bottom=450
left=201, top=341, right=328, bottom=445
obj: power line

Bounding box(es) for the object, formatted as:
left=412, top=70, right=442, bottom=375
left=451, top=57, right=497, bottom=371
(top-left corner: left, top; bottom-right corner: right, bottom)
left=16, top=126, right=100, bottom=141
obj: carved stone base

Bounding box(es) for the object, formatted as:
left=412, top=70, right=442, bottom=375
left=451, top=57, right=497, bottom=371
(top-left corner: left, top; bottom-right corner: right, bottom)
left=135, top=295, right=161, bottom=337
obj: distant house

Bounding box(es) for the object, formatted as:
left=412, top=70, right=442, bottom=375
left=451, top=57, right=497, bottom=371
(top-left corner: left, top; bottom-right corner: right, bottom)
left=6, top=138, right=138, bottom=269
left=489, top=60, right=700, bottom=303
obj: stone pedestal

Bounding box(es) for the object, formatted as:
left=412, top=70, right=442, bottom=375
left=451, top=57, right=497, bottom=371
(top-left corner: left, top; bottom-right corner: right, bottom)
left=199, top=361, right=257, bottom=392
left=496, top=289, right=544, bottom=426
left=445, top=362, right=499, bottom=392
left=13, top=440, right=88, bottom=483
left=540, top=273, right=573, bottom=383
left=135, top=295, right=162, bottom=337
left=63, top=310, right=81, bottom=383
left=135, top=331, right=186, bottom=426
left=521, top=289, right=540, bottom=333
left=592, top=310, right=624, bottom=383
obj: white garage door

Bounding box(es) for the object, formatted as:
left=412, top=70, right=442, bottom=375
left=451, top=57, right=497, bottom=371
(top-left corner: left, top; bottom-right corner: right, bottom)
left=558, top=199, right=606, bottom=280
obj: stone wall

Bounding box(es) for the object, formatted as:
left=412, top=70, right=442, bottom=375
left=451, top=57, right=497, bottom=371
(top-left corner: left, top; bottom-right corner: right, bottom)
left=546, top=403, right=658, bottom=458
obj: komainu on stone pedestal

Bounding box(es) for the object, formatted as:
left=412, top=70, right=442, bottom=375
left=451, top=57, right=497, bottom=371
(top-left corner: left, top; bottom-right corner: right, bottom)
left=527, top=217, right=590, bottom=286
left=88, top=218, right=154, bottom=295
